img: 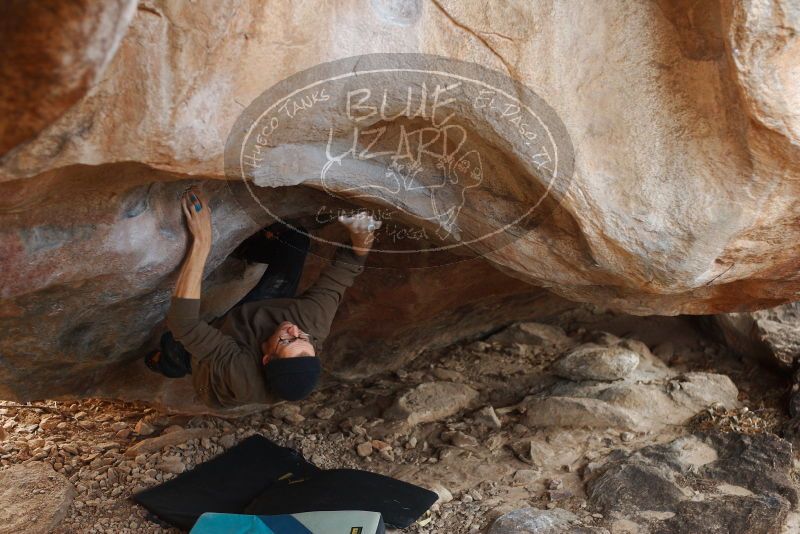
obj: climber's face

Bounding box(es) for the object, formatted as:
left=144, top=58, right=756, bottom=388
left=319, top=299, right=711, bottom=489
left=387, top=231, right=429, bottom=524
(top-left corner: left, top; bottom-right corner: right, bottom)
left=261, top=321, right=316, bottom=365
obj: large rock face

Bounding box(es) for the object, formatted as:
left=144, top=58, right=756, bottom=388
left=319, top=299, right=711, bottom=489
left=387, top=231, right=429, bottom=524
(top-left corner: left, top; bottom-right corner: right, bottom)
left=0, top=1, right=798, bottom=400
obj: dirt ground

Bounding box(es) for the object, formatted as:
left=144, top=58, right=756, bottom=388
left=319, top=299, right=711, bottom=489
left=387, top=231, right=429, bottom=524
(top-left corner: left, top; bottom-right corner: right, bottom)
left=0, top=305, right=795, bottom=533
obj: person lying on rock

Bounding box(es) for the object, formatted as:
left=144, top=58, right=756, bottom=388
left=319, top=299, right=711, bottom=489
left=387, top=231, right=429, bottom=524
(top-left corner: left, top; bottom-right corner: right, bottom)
left=145, top=187, right=380, bottom=408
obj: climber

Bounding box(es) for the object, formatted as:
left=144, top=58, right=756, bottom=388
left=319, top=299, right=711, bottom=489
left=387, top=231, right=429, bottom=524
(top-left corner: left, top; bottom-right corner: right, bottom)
left=145, top=187, right=381, bottom=408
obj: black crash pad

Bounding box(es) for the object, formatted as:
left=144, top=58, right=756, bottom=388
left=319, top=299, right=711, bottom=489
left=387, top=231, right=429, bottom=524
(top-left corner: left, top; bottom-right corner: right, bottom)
left=132, top=434, right=437, bottom=530
left=133, top=435, right=320, bottom=530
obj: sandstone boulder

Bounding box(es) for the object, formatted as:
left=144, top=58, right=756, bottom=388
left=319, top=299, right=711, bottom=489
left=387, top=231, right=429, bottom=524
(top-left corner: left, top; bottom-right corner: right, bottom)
left=524, top=367, right=739, bottom=432
left=0, top=463, right=75, bottom=534
left=710, top=302, right=800, bottom=369
left=0, top=0, right=799, bottom=400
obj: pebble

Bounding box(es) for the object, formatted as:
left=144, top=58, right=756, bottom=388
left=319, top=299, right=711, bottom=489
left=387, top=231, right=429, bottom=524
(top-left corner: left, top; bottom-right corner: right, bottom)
left=271, top=404, right=301, bottom=421
left=371, top=440, right=391, bottom=452
left=513, top=469, right=540, bottom=485
left=134, top=420, right=155, bottom=436
left=158, top=456, right=186, bottom=475
left=39, top=417, right=60, bottom=432
left=285, top=413, right=305, bottom=425
left=356, top=442, right=373, bottom=457
left=474, top=406, right=502, bottom=429
left=442, top=430, right=478, bottom=448
left=219, top=434, right=236, bottom=449
left=429, top=483, right=453, bottom=505
left=315, top=407, right=335, bottom=420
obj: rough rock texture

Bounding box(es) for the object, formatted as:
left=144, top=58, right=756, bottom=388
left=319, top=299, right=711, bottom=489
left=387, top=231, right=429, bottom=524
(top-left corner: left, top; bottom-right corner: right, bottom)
left=552, top=344, right=640, bottom=381
left=586, top=432, right=797, bottom=534
left=0, top=462, right=75, bottom=534
left=710, top=301, right=800, bottom=369
left=488, top=507, right=594, bottom=534
left=384, top=381, right=479, bottom=425
left=487, top=322, right=576, bottom=352
left=0, top=1, right=799, bottom=398
left=523, top=339, right=740, bottom=432
left=0, top=0, right=138, bottom=156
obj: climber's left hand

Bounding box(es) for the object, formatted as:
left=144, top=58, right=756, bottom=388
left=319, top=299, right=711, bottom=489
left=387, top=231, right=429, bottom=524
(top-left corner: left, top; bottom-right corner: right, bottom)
left=181, top=187, right=212, bottom=252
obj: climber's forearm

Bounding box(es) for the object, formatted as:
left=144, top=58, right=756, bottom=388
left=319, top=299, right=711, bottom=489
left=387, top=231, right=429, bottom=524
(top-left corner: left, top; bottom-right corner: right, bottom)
left=172, top=243, right=210, bottom=299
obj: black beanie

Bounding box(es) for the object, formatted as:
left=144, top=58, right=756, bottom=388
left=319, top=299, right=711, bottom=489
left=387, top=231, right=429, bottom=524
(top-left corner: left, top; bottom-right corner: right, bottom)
left=264, top=356, right=321, bottom=401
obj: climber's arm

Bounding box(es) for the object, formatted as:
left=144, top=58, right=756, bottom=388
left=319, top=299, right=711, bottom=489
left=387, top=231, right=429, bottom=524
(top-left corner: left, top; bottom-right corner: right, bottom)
left=287, top=212, right=380, bottom=338
left=167, top=187, right=228, bottom=361
left=166, top=189, right=263, bottom=408
left=173, top=188, right=211, bottom=299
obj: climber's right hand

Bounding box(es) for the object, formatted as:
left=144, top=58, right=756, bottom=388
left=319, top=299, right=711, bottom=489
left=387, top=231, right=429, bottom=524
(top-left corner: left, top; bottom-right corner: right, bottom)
left=338, top=211, right=381, bottom=256
left=181, top=187, right=212, bottom=251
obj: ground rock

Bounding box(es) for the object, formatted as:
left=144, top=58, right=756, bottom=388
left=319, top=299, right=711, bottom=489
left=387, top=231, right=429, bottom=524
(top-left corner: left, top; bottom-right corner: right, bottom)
left=711, top=301, right=800, bottom=369
left=442, top=430, right=478, bottom=448
left=429, top=483, right=453, bottom=505
left=588, top=461, right=689, bottom=513
left=525, top=397, right=640, bottom=430
left=489, top=507, right=588, bottom=534
left=157, top=455, right=186, bottom=475
left=356, top=442, right=373, bottom=457
left=525, top=371, right=738, bottom=432
left=488, top=323, right=575, bottom=352
left=586, top=432, right=796, bottom=534
left=474, top=405, right=502, bottom=429
left=552, top=344, right=640, bottom=381
left=384, top=382, right=479, bottom=426
left=134, top=419, right=155, bottom=436
left=124, top=428, right=215, bottom=457
left=0, top=462, right=75, bottom=534
left=653, top=495, right=788, bottom=534
left=219, top=434, right=236, bottom=449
